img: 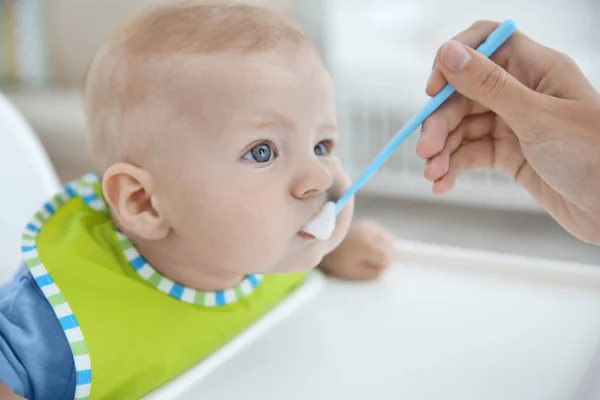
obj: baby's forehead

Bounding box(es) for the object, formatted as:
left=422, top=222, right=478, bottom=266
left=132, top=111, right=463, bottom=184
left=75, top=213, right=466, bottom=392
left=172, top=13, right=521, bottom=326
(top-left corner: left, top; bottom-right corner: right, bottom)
left=151, top=48, right=333, bottom=116
left=162, top=46, right=325, bottom=90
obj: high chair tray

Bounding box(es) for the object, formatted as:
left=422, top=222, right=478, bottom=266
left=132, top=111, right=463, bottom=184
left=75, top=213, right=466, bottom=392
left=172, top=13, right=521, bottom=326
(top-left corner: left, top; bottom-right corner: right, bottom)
left=145, top=240, right=600, bottom=400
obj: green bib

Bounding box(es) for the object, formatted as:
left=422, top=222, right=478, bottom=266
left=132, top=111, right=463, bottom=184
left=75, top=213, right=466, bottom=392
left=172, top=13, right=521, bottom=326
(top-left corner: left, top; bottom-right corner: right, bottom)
left=21, top=173, right=309, bottom=400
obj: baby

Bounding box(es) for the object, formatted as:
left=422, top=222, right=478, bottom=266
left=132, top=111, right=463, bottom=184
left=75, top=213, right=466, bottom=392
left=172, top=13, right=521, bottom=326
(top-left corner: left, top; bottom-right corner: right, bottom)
left=0, top=1, right=396, bottom=399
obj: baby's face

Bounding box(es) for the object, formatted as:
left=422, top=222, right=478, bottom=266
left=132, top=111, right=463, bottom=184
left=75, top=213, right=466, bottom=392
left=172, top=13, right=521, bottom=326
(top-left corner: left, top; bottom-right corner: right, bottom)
left=145, top=46, right=353, bottom=276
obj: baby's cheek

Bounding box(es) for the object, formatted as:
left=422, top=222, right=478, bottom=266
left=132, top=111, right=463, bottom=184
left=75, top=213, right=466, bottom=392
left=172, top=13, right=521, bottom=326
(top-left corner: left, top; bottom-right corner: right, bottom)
left=324, top=161, right=354, bottom=251
left=236, top=217, right=294, bottom=271
left=328, top=160, right=352, bottom=199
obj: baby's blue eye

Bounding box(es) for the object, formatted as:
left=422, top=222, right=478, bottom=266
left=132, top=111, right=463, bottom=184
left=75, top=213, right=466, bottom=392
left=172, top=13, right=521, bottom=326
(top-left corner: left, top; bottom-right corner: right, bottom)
left=314, top=141, right=329, bottom=156
left=243, top=143, right=275, bottom=163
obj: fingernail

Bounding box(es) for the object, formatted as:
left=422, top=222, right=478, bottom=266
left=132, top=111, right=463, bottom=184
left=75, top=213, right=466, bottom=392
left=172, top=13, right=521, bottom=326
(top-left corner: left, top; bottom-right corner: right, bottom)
left=440, top=40, right=472, bottom=73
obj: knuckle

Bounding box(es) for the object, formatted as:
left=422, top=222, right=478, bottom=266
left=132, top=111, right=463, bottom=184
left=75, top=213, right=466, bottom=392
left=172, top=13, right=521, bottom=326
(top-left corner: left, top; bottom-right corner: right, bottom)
left=478, top=64, right=508, bottom=98
left=555, top=50, right=577, bottom=69
left=470, top=20, right=498, bottom=31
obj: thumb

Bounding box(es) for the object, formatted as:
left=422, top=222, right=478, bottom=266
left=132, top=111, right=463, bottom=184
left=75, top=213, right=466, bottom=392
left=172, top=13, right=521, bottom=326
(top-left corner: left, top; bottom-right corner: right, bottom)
left=437, top=40, right=539, bottom=128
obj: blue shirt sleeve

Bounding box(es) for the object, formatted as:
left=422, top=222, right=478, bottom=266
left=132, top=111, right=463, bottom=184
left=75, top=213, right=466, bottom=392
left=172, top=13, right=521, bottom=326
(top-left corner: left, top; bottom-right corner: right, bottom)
left=0, top=265, right=75, bottom=399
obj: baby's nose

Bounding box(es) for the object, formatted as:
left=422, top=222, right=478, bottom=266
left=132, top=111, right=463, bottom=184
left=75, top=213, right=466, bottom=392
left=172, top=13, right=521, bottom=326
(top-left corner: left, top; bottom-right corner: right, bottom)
left=291, top=160, right=333, bottom=199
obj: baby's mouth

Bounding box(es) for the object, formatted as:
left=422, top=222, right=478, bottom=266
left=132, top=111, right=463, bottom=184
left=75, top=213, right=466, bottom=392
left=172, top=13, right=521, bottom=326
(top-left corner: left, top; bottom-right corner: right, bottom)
left=299, top=201, right=336, bottom=240
left=297, top=231, right=316, bottom=240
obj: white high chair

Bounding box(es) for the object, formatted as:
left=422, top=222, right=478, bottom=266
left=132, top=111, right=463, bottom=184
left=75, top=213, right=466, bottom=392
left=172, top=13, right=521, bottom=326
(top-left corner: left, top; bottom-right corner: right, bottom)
left=0, top=92, right=61, bottom=284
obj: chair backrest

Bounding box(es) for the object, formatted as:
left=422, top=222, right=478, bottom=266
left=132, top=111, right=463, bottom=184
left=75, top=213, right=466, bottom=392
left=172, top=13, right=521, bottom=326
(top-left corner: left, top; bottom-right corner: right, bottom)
left=0, top=93, right=61, bottom=284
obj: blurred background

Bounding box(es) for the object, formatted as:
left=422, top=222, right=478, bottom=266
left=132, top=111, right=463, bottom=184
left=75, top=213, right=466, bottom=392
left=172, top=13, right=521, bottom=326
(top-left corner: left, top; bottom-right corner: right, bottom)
left=1, top=0, right=599, bottom=264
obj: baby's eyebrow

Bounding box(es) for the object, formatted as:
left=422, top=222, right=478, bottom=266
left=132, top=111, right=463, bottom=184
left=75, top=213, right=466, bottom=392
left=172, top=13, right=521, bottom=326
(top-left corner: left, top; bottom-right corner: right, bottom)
left=248, top=114, right=338, bottom=133
left=251, top=113, right=293, bottom=130
left=320, top=123, right=338, bottom=132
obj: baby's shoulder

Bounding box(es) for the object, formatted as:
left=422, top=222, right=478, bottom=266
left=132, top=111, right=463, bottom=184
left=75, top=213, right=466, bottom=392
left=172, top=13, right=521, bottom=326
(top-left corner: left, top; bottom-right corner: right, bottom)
left=0, top=266, right=75, bottom=399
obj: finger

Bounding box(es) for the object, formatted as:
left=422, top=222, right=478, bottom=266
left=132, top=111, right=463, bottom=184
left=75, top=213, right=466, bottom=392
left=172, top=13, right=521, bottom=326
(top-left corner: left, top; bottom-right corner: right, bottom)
left=352, top=233, right=391, bottom=268
left=425, top=112, right=495, bottom=181
left=432, top=139, right=495, bottom=196
left=344, top=262, right=384, bottom=281
left=436, top=40, right=542, bottom=132
left=417, top=93, right=470, bottom=159
left=426, top=20, right=558, bottom=98
left=427, top=20, right=504, bottom=96
left=361, top=244, right=390, bottom=267
left=418, top=92, right=489, bottom=160
left=364, top=259, right=389, bottom=273
left=371, top=240, right=396, bottom=269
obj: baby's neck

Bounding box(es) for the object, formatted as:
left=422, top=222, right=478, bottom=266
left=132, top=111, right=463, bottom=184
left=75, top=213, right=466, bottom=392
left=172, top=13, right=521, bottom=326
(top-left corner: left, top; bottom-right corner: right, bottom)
left=134, top=239, right=246, bottom=292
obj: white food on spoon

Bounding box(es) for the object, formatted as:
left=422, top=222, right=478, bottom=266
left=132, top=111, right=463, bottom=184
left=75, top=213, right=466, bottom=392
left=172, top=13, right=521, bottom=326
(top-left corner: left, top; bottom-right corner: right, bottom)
left=301, top=201, right=336, bottom=240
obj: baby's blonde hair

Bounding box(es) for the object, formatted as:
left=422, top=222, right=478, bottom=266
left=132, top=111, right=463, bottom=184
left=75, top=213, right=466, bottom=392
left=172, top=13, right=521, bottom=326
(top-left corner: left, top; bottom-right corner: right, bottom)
left=84, top=0, right=307, bottom=173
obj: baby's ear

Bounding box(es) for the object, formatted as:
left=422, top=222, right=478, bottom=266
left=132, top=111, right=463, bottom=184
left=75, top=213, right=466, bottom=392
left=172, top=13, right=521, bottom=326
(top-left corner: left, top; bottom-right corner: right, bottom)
left=102, top=163, right=170, bottom=240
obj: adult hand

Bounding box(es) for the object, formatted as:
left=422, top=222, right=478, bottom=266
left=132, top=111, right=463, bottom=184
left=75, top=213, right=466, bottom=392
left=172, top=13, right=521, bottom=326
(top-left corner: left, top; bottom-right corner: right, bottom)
left=417, top=20, right=600, bottom=244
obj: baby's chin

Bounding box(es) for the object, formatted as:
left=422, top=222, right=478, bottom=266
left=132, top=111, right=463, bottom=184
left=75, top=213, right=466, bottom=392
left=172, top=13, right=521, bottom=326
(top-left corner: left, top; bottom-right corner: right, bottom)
left=255, top=250, right=325, bottom=275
